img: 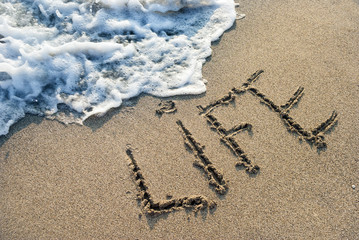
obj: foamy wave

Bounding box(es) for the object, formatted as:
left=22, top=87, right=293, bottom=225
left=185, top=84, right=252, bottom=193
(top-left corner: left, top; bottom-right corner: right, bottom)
left=0, top=0, right=235, bottom=135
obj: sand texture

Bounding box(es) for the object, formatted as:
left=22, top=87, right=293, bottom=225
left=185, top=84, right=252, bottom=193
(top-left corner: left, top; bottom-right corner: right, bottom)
left=1, top=0, right=358, bottom=239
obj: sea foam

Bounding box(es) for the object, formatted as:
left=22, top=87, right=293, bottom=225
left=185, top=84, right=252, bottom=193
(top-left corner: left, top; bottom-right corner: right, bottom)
left=0, top=0, right=235, bottom=135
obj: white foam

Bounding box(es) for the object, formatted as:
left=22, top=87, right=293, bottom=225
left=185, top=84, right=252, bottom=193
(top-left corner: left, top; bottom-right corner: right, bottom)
left=0, top=0, right=235, bottom=135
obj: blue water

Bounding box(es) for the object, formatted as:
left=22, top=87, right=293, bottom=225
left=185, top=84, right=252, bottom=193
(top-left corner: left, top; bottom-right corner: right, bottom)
left=0, top=0, right=235, bottom=135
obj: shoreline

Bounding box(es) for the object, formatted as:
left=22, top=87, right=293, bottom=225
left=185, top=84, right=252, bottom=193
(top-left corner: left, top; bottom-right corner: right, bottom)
left=1, top=0, right=359, bottom=239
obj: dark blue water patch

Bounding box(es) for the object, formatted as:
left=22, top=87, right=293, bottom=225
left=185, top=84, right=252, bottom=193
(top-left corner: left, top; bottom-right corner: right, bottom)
left=97, top=32, right=113, bottom=39
left=0, top=34, right=5, bottom=43
left=0, top=72, right=11, bottom=81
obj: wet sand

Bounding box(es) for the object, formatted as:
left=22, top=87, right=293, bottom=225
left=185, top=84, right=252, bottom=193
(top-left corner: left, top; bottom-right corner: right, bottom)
left=1, top=0, right=358, bottom=239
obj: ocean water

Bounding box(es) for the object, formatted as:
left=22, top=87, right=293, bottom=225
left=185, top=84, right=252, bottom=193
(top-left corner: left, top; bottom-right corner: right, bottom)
left=0, top=0, right=235, bottom=135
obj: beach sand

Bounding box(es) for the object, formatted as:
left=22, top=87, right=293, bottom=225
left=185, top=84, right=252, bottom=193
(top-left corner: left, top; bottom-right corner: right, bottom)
left=1, top=0, right=358, bottom=239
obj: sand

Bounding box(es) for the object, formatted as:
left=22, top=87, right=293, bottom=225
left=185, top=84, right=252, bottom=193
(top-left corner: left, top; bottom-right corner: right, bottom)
left=1, top=0, right=358, bottom=239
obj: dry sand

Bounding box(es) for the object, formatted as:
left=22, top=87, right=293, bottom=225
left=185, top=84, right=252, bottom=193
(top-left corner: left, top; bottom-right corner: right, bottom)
left=1, top=0, right=358, bottom=239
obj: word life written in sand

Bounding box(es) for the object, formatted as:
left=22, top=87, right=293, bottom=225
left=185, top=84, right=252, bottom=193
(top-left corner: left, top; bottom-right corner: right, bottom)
left=127, top=70, right=338, bottom=216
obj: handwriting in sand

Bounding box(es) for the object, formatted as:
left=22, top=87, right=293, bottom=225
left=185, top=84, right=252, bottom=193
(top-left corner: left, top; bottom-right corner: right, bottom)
left=127, top=70, right=338, bottom=216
